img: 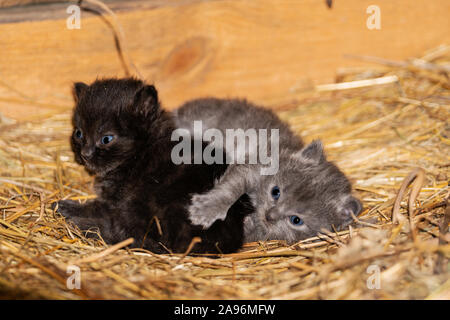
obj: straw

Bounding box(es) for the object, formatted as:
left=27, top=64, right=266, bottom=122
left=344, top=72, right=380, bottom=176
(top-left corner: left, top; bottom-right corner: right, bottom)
left=0, top=46, right=448, bottom=299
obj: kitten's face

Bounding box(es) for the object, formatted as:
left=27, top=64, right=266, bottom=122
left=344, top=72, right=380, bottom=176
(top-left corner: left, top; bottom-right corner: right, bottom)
left=244, top=141, right=362, bottom=243
left=71, top=115, right=135, bottom=176
left=70, top=79, right=159, bottom=176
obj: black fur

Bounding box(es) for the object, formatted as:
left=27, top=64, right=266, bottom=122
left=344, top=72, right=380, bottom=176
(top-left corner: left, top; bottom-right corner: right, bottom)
left=54, top=78, right=254, bottom=254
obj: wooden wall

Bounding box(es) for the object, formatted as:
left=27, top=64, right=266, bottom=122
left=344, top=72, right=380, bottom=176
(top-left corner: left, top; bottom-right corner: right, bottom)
left=0, top=0, right=57, bottom=8
left=0, top=0, right=449, bottom=119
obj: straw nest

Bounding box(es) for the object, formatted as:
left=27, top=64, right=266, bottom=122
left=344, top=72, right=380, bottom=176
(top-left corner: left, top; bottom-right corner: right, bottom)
left=0, top=46, right=448, bottom=300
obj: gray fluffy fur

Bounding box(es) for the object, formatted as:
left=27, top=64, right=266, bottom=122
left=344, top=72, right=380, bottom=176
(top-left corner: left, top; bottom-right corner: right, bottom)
left=174, top=98, right=362, bottom=244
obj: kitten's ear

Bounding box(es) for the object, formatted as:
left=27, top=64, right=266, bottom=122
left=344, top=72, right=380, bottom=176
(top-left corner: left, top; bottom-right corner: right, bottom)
left=72, top=82, right=88, bottom=103
left=338, top=196, right=363, bottom=221
left=292, top=140, right=325, bottom=164
left=133, top=85, right=159, bottom=117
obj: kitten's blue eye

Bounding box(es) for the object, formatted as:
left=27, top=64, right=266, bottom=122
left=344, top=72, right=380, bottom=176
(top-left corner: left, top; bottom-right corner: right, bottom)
left=271, top=186, right=280, bottom=200
left=101, top=135, right=114, bottom=145
left=289, top=215, right=304, bottom=226
left=74, top=129, right=83, bottom=139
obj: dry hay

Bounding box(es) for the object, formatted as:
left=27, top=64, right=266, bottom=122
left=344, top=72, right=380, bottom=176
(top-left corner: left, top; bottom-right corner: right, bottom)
left=0, top=46, right=449, bottom=300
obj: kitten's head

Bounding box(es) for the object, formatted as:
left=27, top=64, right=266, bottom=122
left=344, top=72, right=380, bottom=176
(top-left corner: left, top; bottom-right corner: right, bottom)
left=70, top=78, right=160, bottom=176
left=245, top=140, right=362, bottom=243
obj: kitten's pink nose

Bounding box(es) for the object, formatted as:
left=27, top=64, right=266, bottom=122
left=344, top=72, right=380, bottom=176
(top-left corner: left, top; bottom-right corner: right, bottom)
left=81, top=147, right=94, bottom=159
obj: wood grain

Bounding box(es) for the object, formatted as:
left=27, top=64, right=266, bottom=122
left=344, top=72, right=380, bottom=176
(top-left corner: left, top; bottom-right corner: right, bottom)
left=0, top=0, right=57, bottom=8
left=0, top=0, right=448, bottom=119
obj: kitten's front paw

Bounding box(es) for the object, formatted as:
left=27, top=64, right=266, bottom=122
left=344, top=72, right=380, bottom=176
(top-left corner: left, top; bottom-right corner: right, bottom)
left=188, top=194, right=228, bottom=228
left=52, top=200, right=82, bottom=218
left=53, top=200, right=98, bottom=234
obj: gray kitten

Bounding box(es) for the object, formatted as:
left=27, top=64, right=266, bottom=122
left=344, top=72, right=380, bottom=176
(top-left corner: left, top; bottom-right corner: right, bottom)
left=174, top=98, right=362, bottom=243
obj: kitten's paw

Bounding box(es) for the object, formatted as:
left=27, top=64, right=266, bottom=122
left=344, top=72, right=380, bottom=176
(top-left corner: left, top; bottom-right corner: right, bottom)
left=52, top=200, right=82, bottom=218
left=53, top=201, right=98, bottom=235
left=188, top=194, right=228, bottom=228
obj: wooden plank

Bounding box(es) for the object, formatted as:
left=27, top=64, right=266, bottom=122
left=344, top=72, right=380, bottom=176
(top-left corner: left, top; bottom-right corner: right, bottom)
left=0, top=0, right=449, bottom=120
left=0, top=1, right=216, bottom=23
left=0, top=0, right=58, bottom=8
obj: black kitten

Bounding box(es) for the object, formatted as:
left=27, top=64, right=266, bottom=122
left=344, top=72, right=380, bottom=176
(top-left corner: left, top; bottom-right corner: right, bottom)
left=54, top=78, right=253, bottom=254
